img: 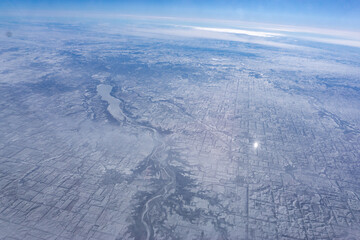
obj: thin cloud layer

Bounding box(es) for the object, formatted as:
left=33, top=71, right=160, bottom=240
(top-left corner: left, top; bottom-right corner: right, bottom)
left=191, top=26, right=284, bottom=38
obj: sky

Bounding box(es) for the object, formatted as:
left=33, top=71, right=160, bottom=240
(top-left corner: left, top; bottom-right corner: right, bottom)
left=1, top=0, right=360, bottom=30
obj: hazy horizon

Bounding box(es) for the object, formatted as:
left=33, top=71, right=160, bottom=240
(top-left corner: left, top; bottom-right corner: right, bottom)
left=1, top=0, right=360, bottom=31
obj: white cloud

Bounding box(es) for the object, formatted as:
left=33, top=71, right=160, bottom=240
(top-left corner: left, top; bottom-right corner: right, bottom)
left=191, top=26, right=284, bottom=38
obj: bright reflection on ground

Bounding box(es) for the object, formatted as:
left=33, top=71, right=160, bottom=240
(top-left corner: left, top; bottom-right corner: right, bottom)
left=253, top=141, right=259, bottom=149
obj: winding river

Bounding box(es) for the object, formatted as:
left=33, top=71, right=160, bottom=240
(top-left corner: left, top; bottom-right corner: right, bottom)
left=97, top=83, right=175, bottom=240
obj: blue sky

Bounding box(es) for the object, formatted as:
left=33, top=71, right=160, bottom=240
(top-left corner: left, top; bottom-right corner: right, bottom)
left=1, top=0, right=360, bottom=30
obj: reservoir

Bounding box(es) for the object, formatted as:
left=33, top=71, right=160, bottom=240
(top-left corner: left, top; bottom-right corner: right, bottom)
left=97, top=84, right=125, bottom=122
